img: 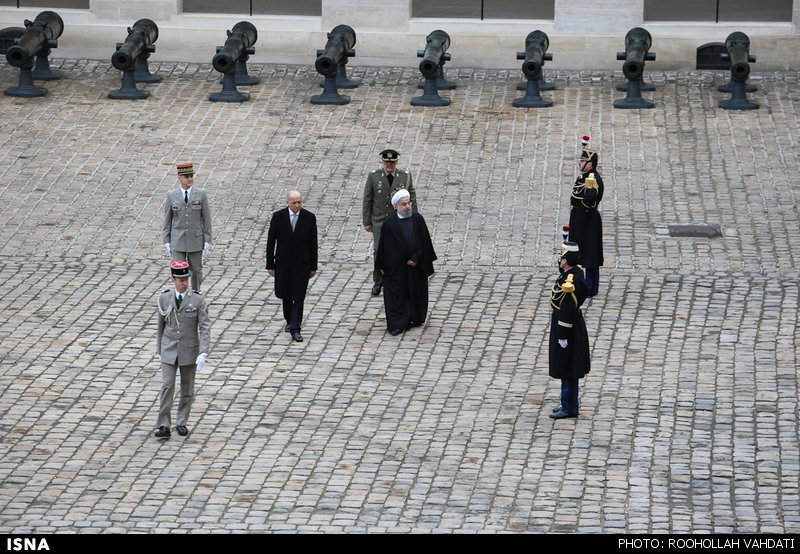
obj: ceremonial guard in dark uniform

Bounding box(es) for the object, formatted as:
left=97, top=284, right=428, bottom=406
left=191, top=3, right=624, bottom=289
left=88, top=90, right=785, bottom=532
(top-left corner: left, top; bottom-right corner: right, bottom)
left=362, top=149, right=416, bottom=296
left=568, top=136, right=604, bottom=296
left=549, top=241, right=591, bottom=419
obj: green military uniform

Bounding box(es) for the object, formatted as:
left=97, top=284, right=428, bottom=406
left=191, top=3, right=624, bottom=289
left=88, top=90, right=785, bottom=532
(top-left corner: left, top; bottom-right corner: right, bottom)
left=362, top=149, right=416, bottom=288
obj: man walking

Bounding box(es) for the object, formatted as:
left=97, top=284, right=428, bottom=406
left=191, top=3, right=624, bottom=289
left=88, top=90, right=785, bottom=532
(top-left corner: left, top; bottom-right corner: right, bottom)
left=162, top=162, right=212, bottom=292
left=376, top=189, right=437, bottom=336
left=155, top=261, right=211, bottom=438
left=362, top=148, right=416, bottom=296
left=266, top=190, right=318, bottom=342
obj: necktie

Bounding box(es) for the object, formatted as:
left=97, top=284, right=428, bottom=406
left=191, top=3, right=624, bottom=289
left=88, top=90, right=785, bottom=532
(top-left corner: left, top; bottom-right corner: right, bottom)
left=184, top=190, right=189, bottom=204
left=177, top=294, right=183, bottom=308
left=291, top=213, right=297, bottom=231
left=387, top=174, right=394, bottom=186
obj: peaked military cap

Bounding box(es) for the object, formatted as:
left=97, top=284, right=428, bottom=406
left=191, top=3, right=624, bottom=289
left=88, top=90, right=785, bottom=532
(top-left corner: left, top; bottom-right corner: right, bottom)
left=176, top=163, right=194, bottom=176
left=380, top=149, right=400, bottom=162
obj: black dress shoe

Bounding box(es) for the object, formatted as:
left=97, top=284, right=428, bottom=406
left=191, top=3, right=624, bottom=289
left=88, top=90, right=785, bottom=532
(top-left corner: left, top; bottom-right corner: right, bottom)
left=371, top=283, right=382, bottom=296
left=176, top=425, right=189, bottom=436
left=549, top=408, right=577, bottom=420
left=553, top=406, right=565, bottom=413
left=154, top=426, right=171, bottom=438
left=291, top=330, right=303, bottom=342
left=389, top=328, right=403, bottom=336
left=285, top=324, right=290, bottom=333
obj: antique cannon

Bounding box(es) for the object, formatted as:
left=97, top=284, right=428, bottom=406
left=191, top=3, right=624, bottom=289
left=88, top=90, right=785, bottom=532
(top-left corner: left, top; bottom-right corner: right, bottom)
left=513, top=30, right=553, bottom=108
left=311, top=24, right=357, bottom=105
left=614, top=27, right=656, bottom=109
left=411, top=30, right=453, bottom=107
left=109, top=19, right=161, bottom=100
left=210, top=21, right=258, bottom=102
left=5, top=11, right=63, bottom=97
left=719, top=32, right=758, bottom=110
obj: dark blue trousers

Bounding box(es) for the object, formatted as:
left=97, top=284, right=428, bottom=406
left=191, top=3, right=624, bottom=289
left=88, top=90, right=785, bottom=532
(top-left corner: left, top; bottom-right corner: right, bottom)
left=561, top=378, right=580, bottom=416
left=584, top=267, right=599, bottom=296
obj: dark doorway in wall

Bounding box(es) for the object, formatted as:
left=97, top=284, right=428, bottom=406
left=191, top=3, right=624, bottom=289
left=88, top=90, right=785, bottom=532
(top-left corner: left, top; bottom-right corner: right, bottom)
left=412, top=0, right=554, bottom=20
left=644, top=0, right=791, bottom=22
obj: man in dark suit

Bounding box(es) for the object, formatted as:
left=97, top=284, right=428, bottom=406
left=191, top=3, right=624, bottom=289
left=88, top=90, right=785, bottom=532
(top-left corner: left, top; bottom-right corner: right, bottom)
left=266, top=190, right=318, bottom=342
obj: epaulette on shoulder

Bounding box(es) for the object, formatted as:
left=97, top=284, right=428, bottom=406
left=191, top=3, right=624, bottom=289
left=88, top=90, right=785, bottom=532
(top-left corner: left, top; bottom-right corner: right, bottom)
left=371, top=169, right=378, bottom=173
left=193, top=290, right=202, bottom=295
left=163, top=289, right=171, bottom=293
left=562, top=274, right=575, bottom=294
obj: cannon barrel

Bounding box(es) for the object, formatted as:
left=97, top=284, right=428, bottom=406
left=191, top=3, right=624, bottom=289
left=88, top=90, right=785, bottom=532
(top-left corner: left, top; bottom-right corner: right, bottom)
left=516, top=30, right=551, bottom=80
left=315, top=24, right=356, bottom=77
left=5, top=11, right=63, bottom=68
left=417, top=30, right=450, bottom=78
left=212, top=21, right=258, bottom=74
left=722, top=32, right=755, bottom=82
left=616, top=27, right=654, bottom=82
left=111, top=19, right=159, bottom=71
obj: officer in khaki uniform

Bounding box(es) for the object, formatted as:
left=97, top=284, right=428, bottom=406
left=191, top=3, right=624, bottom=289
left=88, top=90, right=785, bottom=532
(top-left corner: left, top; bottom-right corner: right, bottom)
left=162, top=162, right=212, bottom=292
left=362, top=149, right=416, bottom=296
left=155, top=261, right=211, bottom=438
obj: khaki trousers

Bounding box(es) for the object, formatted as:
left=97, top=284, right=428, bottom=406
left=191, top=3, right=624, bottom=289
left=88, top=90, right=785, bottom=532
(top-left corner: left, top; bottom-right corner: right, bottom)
left=157, top=362, right=196, bottom=428
left=172, top=250, right=203, bottom=291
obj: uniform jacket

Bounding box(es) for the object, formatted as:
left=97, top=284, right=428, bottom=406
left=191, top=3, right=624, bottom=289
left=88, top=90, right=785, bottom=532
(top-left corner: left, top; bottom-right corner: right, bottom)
left=548, top=266, right=590, bottom=379
left=362, top=168, right=416, bottom=228
left=266, top=207, right=318, bottom=301
left=162, top=187, right=213, bottom=253
left=157, top=289, right=211, bottom=366
left=568, top=170, right=604, bottom=268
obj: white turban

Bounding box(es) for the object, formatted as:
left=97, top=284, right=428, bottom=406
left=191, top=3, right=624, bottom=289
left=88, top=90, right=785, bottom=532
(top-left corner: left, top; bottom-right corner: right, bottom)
left=391, top=189, right=410, bottom=207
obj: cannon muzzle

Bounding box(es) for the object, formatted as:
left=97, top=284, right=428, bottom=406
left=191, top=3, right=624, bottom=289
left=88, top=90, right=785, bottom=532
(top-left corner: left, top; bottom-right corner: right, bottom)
left=314, top=24, right=356, bottom=77
left=516, top=30, right=551, bottom=80
left=417, top=30, right=450, bottom=78
left=212, top=21, right=258, bottom=74
left=722, top=32, right=755, bottom=83
left=5, top=10, right=63, bottom=67
left=111, top=19, right=159, bottom=71
left=616, top=27, right=654, bottom=82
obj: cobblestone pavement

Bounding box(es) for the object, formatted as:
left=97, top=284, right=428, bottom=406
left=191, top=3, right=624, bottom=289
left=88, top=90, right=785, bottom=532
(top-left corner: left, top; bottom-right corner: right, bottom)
left=0, top=60, right=798, bottom=533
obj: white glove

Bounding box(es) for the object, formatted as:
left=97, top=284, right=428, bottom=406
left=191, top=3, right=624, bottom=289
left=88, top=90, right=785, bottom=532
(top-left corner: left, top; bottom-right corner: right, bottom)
left=204, top=242, right=210, bottom=254
left=156, top=354, right=161, bottom=362
left=196, top=352, right=208, bottom=371
left=558, top=339, right=568, bottom=349
left=164, top=243, right=172, bottom=256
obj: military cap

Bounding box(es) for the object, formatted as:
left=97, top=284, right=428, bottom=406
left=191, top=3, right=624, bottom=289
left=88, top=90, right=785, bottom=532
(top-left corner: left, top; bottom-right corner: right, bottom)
left=176, top=163, right=194, bottom=176
left=560, top=241, right=580, bottom=266
left=380, top=149, right=400, bottom=162
left=170, top=261, right=192, bottom=278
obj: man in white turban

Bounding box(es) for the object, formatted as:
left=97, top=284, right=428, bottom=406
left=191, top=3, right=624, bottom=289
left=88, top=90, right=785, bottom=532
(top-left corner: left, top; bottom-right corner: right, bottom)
left=376, top=189, right=437, bottom=335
